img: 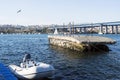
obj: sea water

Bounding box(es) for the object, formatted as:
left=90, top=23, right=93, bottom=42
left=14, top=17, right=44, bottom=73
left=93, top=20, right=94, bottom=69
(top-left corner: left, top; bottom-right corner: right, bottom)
left=0, top=34, right=120, bottom=80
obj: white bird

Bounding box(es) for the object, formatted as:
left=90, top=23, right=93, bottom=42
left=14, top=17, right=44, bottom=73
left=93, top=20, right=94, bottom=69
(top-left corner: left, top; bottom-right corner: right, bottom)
left=17, top=9, right=21, bottom=13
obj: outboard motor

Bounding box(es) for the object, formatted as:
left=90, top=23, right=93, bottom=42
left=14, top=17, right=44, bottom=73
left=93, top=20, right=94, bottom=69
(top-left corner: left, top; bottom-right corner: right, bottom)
left=23, top=53, right=31, bottom=63
left=21, top=53, right=31, bottom=68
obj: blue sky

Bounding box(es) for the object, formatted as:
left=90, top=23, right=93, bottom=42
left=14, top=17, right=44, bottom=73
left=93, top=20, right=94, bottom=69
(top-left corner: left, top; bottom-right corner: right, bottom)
left=0, top=0, right=120, bottom=25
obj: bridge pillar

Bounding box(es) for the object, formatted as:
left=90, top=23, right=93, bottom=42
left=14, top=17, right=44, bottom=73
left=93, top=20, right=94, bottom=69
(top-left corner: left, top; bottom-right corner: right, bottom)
left=72, top=22, right=76, bottom=34
left=68, top=22, right=72, bottom=34
left=107, top=26, right=110, bottom=34
left=79, top=28, right=82, bottom=33
left=111, top=26, right=114, bottom=34
left=69, top=22, right=75, bottom=34
left=99, top=25, right=103, bottom=34
left=74, top=27, right=77, bottom=33
left=83, top=27, right=87, bottom=33
left=105, top=25, right=108, bottom=34
left=118, top=26, right=120, bottom=34
left=115, top=26, right=118, bottom=34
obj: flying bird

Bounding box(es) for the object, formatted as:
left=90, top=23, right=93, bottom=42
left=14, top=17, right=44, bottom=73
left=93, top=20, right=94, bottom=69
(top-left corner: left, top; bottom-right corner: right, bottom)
left=17, top=9, right=21, bottom=13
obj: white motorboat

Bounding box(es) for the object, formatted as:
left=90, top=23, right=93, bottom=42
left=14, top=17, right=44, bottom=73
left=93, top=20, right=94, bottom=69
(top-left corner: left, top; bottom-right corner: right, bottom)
left=9, top=54, right=55, bottom=80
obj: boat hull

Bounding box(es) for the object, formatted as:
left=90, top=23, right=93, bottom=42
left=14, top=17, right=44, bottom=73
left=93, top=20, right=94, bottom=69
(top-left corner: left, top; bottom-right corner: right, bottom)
left=9, top=62, right=55, bottom=79
left=15, top=70, right=54, bottom=79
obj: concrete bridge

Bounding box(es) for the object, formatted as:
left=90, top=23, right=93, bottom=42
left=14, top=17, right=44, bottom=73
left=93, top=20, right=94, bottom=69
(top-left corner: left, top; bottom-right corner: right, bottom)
left=49, top=21, right=120, bottom=34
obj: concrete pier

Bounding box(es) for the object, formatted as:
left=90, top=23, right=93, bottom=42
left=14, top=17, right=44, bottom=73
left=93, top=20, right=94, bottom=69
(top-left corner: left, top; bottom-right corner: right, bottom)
left=48, top=35, right=116, bottom=52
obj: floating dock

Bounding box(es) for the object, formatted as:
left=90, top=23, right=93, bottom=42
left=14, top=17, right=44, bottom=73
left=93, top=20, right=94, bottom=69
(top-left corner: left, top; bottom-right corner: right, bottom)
left=48, top=35, right=116, bottom=52
left=0, top=63, right=18, bottom=80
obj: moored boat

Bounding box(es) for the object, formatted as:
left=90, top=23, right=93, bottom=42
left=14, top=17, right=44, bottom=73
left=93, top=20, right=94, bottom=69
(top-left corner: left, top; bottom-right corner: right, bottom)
left=9, top=54, right=55, bottom=80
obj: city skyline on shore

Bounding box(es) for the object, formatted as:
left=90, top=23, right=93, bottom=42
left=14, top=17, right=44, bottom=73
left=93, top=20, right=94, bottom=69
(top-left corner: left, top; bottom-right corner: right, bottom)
left=0, top=0, right=120, bottom=25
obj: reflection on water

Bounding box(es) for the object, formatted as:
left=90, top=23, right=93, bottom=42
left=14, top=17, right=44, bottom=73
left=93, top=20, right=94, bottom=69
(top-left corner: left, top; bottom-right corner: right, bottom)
left=0, top=34, right=120, bottom=80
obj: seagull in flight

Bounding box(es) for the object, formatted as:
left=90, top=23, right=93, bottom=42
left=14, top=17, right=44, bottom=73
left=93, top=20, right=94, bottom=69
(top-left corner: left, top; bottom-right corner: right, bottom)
left=17, top=9, right=21, bottom=13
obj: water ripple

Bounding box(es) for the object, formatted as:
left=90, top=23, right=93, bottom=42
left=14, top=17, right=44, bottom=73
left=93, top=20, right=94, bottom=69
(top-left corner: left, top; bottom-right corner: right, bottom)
left=0, top=34, right=120, bottom=80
